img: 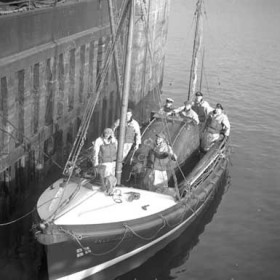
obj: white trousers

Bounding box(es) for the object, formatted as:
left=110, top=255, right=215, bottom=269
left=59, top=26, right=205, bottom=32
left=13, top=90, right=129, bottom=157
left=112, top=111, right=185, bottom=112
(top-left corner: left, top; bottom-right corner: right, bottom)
left=99, top=162, right=116, bottom=178
left=123, top=143, right=133, bottom=160
left=153, top=170, right=168, bottom=188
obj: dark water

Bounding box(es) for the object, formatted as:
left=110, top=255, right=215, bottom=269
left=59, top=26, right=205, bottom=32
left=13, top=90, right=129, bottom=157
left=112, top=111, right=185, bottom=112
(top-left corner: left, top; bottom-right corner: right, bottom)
left=1, top=0, right=280, bottom=279
left=120, top=0, right=280, bottom=279
left=161, top=0, right=280, bottom=279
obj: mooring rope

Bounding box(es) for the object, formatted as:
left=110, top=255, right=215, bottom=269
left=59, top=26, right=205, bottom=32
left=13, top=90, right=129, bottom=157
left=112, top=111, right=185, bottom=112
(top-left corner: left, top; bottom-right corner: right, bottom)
left=60, top=224, right=130, bottom=256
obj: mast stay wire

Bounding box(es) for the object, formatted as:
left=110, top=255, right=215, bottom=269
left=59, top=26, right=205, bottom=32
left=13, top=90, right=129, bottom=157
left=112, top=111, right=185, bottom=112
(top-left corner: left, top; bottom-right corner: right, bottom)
left=139, top=1, right=210, bottom=189
left=63, top=0, right=131, bottom=178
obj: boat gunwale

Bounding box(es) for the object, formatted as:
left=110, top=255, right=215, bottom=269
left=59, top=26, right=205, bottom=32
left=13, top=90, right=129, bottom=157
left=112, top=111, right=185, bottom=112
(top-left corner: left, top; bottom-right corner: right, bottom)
left=34, top=139, right=229, bottom=244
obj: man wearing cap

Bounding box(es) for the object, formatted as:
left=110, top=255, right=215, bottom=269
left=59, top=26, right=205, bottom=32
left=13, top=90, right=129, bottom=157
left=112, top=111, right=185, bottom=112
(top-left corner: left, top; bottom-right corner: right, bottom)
left=148, top=132, right=177, bottom=192
left=192, top=92, right=213, bottom=123
left=112, top=108, right=141, bottom=160
left=158, top=98, right=175, bottom=114
left=169, top=101, right=199, bottom=125
left=92, top=128, right=118, bottom=178
left=201, top=103, right=230, bottom=151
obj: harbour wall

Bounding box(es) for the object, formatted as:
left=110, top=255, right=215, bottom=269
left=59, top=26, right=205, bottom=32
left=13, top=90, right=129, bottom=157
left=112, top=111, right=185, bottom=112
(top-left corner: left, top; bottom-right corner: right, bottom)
left=0, top=0, right=171, bottom=222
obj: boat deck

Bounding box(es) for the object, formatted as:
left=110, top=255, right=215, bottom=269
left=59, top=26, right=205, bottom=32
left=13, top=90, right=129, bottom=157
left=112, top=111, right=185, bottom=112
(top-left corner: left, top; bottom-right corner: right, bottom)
left=37, top=178, right=176, bottom=225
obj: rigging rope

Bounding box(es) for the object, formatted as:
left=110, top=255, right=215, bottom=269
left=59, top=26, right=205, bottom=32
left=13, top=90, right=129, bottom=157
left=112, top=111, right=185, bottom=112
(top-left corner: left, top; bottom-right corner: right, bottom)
left=63, top=0, right=131, bottom=178
left=44, top=0, right=131, bottom=221
left=60, top=224, right=130, bottom=256
left=138, top=1, right=189, bottom=194
left=0, top=196, right=62, bottom=227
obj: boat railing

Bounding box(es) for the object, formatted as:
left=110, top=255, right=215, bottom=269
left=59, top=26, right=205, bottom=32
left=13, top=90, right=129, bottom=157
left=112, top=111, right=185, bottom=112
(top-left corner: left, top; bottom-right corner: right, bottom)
left=152, top=113, right=196, bottom=125
left=182, top=138, right=228, bottom=192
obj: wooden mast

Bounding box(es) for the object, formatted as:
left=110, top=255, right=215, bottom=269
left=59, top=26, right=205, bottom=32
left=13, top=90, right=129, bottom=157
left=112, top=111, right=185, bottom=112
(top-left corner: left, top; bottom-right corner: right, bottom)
left=199, top=47, right=205, bottom=92
left=116, top=0, right=134, bottom=185
left=187, top=0, right=203, bottom=100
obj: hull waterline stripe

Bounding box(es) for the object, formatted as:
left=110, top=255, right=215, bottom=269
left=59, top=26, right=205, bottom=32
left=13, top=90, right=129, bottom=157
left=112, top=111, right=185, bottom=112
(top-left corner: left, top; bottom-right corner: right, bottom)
left=55, top=190, right=213, bottom=280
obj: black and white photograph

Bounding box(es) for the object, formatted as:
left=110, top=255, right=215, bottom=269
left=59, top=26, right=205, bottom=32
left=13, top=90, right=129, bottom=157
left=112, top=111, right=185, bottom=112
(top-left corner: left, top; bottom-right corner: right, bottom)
left=0, top=0, right=279, bottom=279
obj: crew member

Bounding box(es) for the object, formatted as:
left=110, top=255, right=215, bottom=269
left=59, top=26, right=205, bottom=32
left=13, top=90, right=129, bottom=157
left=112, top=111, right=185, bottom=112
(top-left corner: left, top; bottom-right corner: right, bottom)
left=112, top=108, right=141, bottom=160
left=149, top=132, right=177, bottom=191
left=169, top=101, right=199, bottom=125
left=192, top=92, right=213, bottom=123
left=201, top=103, right=230, bottom=152
left=158, top=98, right=175, bottom=114
left=92, top=128, right=118, bottom=178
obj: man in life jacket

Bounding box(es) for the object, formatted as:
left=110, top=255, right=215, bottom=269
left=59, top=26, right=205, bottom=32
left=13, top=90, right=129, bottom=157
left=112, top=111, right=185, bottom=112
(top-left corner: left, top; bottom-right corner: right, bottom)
left=158, top=97, right=175, bottom=114
left=192, top=92, right=213, bottom=123
left=201, top=103, right=230, bottom=152
left=112, top=108, right=141, bottom=160
left=92, top=128, right=118, bottom=179
left=169, top=101, right=199, bottom=125
left=149, top=132, right=177, bottom=193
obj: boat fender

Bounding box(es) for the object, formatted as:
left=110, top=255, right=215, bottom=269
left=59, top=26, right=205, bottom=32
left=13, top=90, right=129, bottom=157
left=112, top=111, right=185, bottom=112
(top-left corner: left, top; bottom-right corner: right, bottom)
left=38, top=221, right=49, bottom=232
left=39, top=223, right=47, bottom=231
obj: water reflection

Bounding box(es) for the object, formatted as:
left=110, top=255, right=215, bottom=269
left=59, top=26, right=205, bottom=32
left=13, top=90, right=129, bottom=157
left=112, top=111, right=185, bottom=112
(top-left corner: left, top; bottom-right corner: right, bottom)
left=115, top=173, right=230, bottom=280
left=0, top=217, right=46, bottom=280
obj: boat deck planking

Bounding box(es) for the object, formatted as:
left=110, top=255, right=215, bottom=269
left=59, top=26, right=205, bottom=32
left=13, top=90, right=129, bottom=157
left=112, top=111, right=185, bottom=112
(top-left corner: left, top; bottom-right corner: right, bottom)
left=37, top=178, right=176, bottom=225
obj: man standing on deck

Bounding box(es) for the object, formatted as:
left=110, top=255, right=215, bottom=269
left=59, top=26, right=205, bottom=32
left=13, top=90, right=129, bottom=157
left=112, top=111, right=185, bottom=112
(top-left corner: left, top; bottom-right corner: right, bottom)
left=148, top=133, right=177, bottom=196
left=168, top=101, right=200, bottom=125
left=201, top=103, right=230, bottom=152
left=92, top=128, right=118, bottom=178
left=112, top=108, right=141, bottom=160
left=192, top=91, right=213, bottom=123
left=158, top=98, right=175, bottom=114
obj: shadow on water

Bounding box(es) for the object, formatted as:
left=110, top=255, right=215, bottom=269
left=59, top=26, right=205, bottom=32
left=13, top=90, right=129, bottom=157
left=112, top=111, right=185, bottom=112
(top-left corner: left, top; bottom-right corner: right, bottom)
left=115, top=172, right=230, bottom=280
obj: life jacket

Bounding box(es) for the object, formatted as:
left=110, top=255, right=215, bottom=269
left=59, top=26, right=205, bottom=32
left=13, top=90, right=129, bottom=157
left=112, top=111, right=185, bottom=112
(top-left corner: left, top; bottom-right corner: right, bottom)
left=192, top=100, right=206, bottom=122
left=125, top=122, right=136, bottom=143
left=152, top=145, right=172, bottom=171
left=99, top=140, right=117, bottom=163
left=207, top=113, right=224, bottom=134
